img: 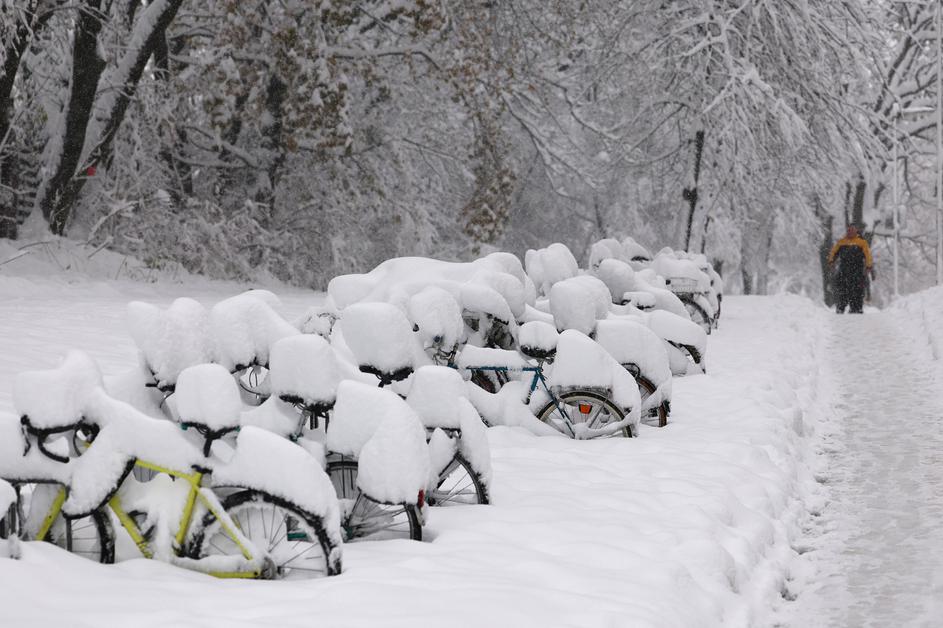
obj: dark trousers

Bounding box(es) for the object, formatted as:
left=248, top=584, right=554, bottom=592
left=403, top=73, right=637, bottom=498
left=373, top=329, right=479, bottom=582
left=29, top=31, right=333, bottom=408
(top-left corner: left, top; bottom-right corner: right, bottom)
left=835, top=276, right=864, bottom=314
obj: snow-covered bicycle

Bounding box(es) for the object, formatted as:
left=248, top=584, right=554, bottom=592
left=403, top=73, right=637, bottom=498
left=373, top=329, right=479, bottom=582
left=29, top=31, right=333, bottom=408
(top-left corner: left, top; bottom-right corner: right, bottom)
left=259, top=331, right=431, bottom=543
left=4, top=354, right=343, bottom=579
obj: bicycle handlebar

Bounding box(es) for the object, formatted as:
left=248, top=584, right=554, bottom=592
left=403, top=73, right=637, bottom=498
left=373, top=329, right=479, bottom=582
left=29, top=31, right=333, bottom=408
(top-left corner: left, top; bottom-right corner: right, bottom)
left=179, top=422, right=239, bottom=457
left=463, top=364, right=541, bottom=374
left=19, top=415, right=83, bottom=464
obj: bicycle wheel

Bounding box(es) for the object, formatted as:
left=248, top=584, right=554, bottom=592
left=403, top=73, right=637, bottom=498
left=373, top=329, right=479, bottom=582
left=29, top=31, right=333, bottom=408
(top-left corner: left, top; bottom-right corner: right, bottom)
left=326, top=460, right=422, bottom=542
left=469, top=369, right=509, bottom=394
left=636, top=375, right=668, bottom=428
left=194, top=490, right=340, bottom=579
left=682, top=297, right=712, bottom=335
left=428, top=453, right=489, bottom=506
left=0, top=501, right=15, bottom=539
left=536, top=390, right=631, bottom=438
left=15, top=482, right=114, bottom=563
left=235, top=365, right=270, bottom=406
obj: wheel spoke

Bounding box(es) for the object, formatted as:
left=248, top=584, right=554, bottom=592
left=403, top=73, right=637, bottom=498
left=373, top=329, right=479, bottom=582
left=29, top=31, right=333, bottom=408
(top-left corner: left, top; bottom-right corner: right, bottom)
left=201, top=495, right=330, bottom=579
left=584, top=403, right=604, bottom=428
left=281, top=544, right=318, bottom=567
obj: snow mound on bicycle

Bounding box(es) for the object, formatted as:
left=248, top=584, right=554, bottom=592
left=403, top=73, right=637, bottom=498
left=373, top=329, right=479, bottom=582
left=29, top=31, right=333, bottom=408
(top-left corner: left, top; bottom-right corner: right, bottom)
left=14, top=350, right=102, bottom=431
left=548, top=331, right=641, bottom=420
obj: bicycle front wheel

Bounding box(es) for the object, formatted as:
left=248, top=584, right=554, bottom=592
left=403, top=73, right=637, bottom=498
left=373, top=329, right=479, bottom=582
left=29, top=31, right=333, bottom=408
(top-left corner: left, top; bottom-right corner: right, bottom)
left=326, top=460, right=422, bottom=542
left=195, top=490, right=341, bottom=579
left=536, top=390, right=631, bottom=439
left=682, top=297, right=712, bottom=335
left=429, top=453, right=489, bottom=506
left=16, top=482, right=114, bottom=563
left=636, top=375, right=668, bottom=428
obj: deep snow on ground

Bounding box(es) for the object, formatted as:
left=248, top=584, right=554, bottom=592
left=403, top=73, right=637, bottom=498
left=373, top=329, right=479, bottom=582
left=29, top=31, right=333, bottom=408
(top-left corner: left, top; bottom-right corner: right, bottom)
left=0, top=250, right=832, bottom=627
left=780, top=297, right=943, bottom=627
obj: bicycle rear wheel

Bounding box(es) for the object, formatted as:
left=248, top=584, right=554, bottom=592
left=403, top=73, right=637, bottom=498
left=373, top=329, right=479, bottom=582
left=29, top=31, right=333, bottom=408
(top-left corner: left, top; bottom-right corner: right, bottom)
left=326, top=460, right=422, bottom=542
left=537, top=390, right=631, bottom=438
left=194, top=490, right=341, bottom=579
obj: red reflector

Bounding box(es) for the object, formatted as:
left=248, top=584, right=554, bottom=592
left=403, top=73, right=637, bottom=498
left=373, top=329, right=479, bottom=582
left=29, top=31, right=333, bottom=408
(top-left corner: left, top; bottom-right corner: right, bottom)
left=417, top=489, right=425, bottom=508
left=578, top=403, right=592, bottom=415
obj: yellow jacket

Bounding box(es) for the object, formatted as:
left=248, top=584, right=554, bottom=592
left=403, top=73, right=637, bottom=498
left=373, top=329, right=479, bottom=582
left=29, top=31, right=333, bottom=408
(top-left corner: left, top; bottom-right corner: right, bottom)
left=828, top=236, right=873, bottom=269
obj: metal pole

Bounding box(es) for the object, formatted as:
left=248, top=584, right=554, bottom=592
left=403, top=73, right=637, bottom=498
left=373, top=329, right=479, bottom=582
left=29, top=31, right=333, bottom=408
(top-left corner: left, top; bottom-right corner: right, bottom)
left=893, top=105, right=900, bottom=296
left=937, top=0, right=943, bottom=284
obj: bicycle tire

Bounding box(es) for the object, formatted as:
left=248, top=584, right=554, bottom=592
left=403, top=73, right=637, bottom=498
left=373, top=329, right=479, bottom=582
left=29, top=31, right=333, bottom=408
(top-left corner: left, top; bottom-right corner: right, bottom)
left=636, top=375, right=668, bottom=428
left=326, top=460, right=422, bottom=542
left=15, top=482, right=114, bottom=563
left=469, top=368, right=509, bottom=394
left=669, top=341, right=704, bottom=373
left=0, top=501, right=15, bottom=539
left=681, top=297, right=712, bottom=335
left=429, top=453, right=489, bottom=506
left=192, top=489, right=341, bottom=579
left=536, top=390, right=632, bottom=438
left=234, top=365, right=270, bottom=406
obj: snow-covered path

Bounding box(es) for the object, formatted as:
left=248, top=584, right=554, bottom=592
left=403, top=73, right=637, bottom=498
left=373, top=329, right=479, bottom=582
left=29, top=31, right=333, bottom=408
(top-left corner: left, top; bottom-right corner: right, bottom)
left=790, top=309, right=943, bottom=627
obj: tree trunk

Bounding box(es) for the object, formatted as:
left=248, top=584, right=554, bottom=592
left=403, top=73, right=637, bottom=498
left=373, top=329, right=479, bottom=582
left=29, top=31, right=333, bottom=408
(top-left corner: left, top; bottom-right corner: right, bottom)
left=755, top=226, right=774, bottom=294
left=700, top=214, right=712, bottom=254
left=152, top=14, right=192, bottom=200
left=739, top=210, right=776, bottom=295
left=814, top=196, right=835, bottom=306
left=850, top=177, right=866, bottom=228
left=0, top=1, right=54, bottom=238
left=52, top=0, right=186, bottom=226
left=36, top=0, right=107, bottom=235
left=741, top=265, right=753, bottom=295
left=255, top=72, right=287, bottom=213
left=682, top=128, right=705, bottom=251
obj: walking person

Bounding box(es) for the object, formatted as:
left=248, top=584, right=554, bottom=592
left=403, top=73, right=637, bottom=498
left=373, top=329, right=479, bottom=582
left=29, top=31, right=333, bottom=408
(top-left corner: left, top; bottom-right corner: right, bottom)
left=828, top=224, right=874, bottom=314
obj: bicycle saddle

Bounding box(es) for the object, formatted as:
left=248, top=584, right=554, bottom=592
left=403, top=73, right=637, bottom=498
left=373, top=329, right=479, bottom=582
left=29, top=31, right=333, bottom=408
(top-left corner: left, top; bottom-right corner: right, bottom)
left=175, top=364, right=243, bottom=455
left=269, top=335, right=340, bottom=409
left=518, top=321, right=558, bottom=363
left=179, top=421, right=239, bottom=457
left=358, top=364, right=414, bottom=388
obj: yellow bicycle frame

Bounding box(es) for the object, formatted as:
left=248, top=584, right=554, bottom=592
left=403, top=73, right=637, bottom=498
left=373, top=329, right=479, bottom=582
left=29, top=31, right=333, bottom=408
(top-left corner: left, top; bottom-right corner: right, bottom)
left=35, top=459, right=263, bottom=579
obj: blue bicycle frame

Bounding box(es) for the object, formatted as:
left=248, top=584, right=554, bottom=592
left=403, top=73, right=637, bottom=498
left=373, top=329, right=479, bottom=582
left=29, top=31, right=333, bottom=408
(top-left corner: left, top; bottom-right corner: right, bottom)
left=464, top=364, right=577, bottom=438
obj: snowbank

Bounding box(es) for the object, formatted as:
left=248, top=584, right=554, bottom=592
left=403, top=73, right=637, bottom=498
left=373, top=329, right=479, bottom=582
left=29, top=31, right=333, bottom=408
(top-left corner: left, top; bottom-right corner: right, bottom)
left=895, top=285, right=943, bottom=364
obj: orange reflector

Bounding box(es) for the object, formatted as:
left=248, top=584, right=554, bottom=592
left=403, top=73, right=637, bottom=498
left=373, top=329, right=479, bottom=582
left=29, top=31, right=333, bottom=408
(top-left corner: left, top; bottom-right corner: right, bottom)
left=578, top=403, right=593, bottom=415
